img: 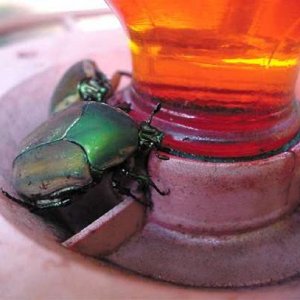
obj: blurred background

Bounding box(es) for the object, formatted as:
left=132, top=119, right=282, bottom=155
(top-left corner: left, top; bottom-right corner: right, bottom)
left=0, top=0, right=121, bottom=46
left=0, top=0, right=130, bottom=98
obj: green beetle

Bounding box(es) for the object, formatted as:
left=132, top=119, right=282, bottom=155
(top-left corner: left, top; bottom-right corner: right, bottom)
left=4, top=63, right=166, bottom=210
left=50, top=59, right=130, bottom=113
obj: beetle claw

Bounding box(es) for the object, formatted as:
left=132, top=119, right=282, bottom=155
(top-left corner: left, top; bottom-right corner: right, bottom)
left=118, top=168, right=169, bottom=198
left=149, top=180, right=170, bottom=196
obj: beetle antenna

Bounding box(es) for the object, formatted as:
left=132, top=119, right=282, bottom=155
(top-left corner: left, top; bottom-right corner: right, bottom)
left=147, top=102, right=161, bottom=125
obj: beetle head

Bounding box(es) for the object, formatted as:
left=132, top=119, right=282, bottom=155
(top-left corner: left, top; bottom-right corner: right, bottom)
left=77, top=71, right=112, bottom=103
left=138, top=103, right=164, bottom=152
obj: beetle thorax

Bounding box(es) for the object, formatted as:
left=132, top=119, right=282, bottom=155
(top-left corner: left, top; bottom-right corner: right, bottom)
left=138, top=122, right=164, bottom=152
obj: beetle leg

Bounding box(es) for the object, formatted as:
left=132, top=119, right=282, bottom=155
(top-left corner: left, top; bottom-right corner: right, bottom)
left=34, top=198, right=72, bottom=210
left=1, top=189, right=71, bottom=210
left=1, top=188, right=36, bottom=209
left=112, top=180, right=152, bottom=208
left=110, top=71, right=132, bottom=93
left=120, top=169, right=170, bottom=196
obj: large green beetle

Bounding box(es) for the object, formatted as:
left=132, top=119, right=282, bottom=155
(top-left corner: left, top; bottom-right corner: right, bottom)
left=5, top=61, right=166, bottom=209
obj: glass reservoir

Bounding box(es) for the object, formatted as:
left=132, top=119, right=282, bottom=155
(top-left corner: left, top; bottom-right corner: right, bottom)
left=107, top=0, right=300, bottom=157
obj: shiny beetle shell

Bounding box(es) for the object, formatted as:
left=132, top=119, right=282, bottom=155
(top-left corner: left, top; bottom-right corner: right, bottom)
left=13, top=102, right=139, bottom=204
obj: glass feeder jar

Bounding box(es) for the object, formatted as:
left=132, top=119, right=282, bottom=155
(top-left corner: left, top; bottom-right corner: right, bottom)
left=107, top=0, right=300, bottom=158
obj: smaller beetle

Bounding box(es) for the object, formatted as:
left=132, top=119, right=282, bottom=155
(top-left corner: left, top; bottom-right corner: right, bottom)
left=50, top=59, right=131, bottom=113
left=3, top=61, right=167, bottom=210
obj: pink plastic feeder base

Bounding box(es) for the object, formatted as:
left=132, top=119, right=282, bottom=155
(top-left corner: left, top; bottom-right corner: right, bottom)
left=106, top=142, right=300, bottom=287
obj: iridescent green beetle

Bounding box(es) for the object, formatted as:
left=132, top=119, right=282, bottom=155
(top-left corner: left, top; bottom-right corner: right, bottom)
left=4, top=62, right=166, bottom=209
left=50, top=59, right=130, bottom=113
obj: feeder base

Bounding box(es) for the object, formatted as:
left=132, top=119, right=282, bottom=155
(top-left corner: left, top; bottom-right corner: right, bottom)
left=107, top=136, right=300, bottom=287
left=109, top=208, right=300, bottom=287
